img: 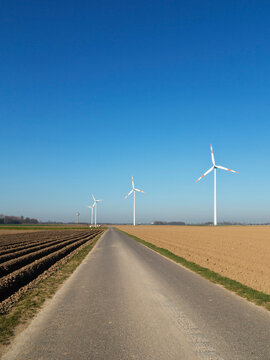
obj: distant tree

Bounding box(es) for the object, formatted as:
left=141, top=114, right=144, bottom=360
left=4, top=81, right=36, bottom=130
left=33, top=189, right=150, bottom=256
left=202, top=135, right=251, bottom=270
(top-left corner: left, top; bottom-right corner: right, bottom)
left=153, top=221, right=185, bottom=225
left=1, top=215, right=39, bottom=224
left=168, top=221, right=185, bottom=225
left=23, top=217, right=39, bottom=224
left=4, top=216, right=20, bottom=224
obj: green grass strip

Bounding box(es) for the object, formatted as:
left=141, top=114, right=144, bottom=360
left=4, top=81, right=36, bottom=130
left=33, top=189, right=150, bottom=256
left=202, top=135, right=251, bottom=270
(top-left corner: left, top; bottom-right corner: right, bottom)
left=117, top=229, right=270, bottom=312
left=0, top=231, right=104, bottom=346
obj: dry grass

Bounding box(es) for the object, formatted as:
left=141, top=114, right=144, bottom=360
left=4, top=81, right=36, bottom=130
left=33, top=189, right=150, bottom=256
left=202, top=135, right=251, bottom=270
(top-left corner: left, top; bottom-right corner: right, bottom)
left=116, top=225, right=270, bottom=294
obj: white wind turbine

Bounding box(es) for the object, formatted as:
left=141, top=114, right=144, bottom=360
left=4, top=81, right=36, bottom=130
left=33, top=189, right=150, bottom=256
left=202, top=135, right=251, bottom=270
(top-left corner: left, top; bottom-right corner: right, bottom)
left=76, top=211, right=80, bottom=224
left=88, top=204, right=95, bottom=226
left=92, top=194, right=102, bottom=226
left=125, top=176, right=145, bottom=226
left=196, top=144, right=238, bottom=226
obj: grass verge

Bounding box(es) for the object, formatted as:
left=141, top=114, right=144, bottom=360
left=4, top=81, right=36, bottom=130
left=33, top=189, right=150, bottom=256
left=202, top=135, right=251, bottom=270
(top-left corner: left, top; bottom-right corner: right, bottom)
left=117, top=229, right=270, bottom=312
left=0, top=231, right=104, bottom=346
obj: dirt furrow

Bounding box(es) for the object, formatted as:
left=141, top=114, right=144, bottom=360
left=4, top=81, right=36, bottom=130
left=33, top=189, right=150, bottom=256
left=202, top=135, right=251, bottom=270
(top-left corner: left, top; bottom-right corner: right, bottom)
left=0, top=233, right=96, bottom=277
left=0, top=230, right=102, bottom=303
left=0, top=231, right=91, bottom=252
left=0, top=231, right=97, bottom=263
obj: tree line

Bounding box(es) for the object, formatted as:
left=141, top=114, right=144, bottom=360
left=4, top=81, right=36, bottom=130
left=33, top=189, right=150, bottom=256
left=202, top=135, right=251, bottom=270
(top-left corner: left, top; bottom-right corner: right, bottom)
left=0, top=215, right=39, bottom=224
left=153, top=221, right=186, bottom=225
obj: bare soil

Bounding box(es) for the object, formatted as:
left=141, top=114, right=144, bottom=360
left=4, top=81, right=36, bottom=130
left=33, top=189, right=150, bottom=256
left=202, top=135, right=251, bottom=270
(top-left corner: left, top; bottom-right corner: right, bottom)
left=0, top=229, right=102, bottom=312
left=116, top=225, right=270, bottom=294
left=0, top=230, right=40, bottom=235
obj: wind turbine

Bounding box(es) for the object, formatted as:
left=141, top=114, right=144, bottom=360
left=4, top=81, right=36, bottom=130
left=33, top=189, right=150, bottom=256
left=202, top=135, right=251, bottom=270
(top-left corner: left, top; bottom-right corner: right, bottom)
left=196, top=144, right=238, bottom=226
left=88, top=204, right=95, bottom=226
left=76, top=211, right=80, bottom=224
left=92, top=194, right=102, bottom=226
left=125, top=176, right=145, bottom=226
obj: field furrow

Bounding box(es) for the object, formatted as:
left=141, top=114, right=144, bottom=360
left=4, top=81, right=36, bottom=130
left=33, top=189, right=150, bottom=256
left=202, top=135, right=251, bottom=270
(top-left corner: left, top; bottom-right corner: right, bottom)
left=0, top=232, right=96, bottom=263
left=0, top=233, right=96, bottom=277
left=0, top=231, right=90, bottom=252
left=0, top=229, right=102, bottom=303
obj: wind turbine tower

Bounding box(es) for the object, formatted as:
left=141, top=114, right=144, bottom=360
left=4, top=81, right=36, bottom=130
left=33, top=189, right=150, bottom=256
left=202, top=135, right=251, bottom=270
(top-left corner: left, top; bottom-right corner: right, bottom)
left=76, top=211, right=80, bottom=224
left=125, top=176, right=145, bottom=226
left=88, top=204, right=95, bottom=226
left=92, top=195, right=102, bottom=226
left=196, top=144, right=238, bottom=226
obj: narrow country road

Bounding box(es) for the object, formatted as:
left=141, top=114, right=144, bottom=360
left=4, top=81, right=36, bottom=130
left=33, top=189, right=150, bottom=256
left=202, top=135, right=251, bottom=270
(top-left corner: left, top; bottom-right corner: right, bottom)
left=3, top=227, right=270, bottom=360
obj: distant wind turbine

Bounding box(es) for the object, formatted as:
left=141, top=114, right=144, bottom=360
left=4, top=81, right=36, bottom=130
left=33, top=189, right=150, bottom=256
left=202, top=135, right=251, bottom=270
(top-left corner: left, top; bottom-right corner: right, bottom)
left=196, top=144, right=238, bottom=226
left=88, top=204, right=95, bottom=226
left=92, top=194, right=102, bottom=226
left=125, top=176, right=145, bottom=226
left=76, top=211, right=80, bottom=224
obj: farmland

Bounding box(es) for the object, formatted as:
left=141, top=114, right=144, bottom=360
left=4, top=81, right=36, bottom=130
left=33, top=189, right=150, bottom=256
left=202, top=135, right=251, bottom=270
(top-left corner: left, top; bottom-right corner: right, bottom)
left=116, top=225, right=270, bottom=294
left=0, top=224, right=93, bottom=234
left=0, top=229, right=103, bottom=312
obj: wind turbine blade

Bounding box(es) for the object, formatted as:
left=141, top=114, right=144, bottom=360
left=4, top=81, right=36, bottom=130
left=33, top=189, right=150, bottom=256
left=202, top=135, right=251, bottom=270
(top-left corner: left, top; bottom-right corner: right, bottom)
left=196, top=166, right=214, bottom=182
left=92, top=194, right=96, bottom=202
left=210, top=144, right=215, bottom=165
left=132, top=176, right=134, bottom=189
left=134, top=188, right=145, bottom=193
left=125, top=189, right=133, bottom=199
left=216, top=165, right=238, bottom=173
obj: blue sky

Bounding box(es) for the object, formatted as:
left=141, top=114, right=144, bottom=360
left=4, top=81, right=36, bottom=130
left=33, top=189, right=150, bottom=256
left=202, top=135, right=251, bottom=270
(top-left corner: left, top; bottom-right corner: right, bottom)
left=1, top=1, right=270, bottom=223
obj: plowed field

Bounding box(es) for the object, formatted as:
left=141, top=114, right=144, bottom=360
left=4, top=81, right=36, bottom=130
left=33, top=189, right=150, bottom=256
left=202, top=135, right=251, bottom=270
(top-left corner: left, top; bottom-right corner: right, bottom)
left=0, top=229, right=102, bottom=308
left=116, top=225, right=270, bottom=294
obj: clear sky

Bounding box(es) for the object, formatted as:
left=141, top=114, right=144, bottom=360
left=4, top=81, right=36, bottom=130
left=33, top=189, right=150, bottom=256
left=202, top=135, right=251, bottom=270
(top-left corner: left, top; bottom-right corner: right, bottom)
left=1, top=1, right=270, bottom=224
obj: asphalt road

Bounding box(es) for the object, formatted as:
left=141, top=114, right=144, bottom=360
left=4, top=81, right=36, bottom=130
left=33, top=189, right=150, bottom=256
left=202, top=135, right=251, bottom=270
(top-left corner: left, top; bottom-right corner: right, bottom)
left=3, top=227, right=270, bottom=360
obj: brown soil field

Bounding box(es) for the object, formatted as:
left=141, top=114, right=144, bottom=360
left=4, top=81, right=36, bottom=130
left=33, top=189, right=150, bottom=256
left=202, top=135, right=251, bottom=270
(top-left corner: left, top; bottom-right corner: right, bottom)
left=0, top=225, right=89, bottom=235
left=0, top=229, right=103, bottom=312
left=0, top=230, right=40, bottom=235
left=116, top=225, right=270, bottom=294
